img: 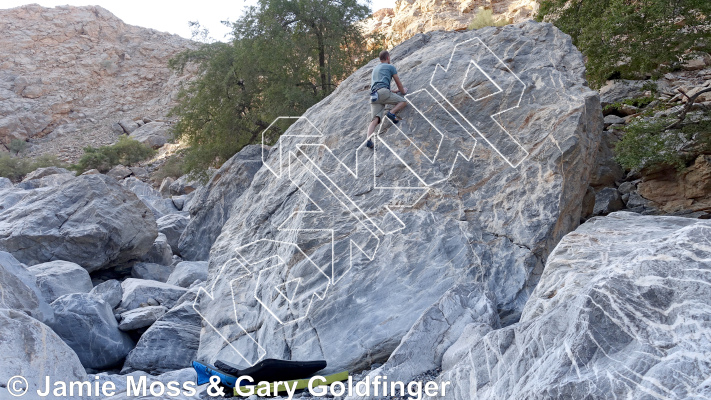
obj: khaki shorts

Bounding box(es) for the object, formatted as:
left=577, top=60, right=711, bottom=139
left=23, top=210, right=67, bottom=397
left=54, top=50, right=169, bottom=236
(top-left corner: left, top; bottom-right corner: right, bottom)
left=370, top=88, right=406, bottom=121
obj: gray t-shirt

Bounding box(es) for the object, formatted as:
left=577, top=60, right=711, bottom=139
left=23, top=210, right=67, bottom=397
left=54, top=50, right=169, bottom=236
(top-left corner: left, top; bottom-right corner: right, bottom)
left=371, top=63, right=397, bottom=91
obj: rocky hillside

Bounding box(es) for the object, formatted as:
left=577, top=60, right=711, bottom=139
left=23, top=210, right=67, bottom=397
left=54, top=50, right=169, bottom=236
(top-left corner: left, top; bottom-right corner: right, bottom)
left=0, top=4, right=195, bottom=162
left=3, top=8, right=711, bottom=400
left=361, top=0, right=539, bottom=47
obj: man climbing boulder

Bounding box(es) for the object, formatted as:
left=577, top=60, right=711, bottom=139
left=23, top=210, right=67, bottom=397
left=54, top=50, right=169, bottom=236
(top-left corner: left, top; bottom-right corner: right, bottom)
left=366, top=50, right=408, bottom=149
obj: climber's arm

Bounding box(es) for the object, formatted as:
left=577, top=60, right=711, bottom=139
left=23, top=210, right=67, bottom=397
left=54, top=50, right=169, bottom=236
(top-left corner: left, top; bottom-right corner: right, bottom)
left=392, top=74, right=407, bottom=95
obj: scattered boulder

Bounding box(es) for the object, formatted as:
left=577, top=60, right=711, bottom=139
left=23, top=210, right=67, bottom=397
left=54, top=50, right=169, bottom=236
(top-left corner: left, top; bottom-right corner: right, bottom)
left=157, top=213, right=189, bottom=254
left=0, top=174, right=158, bottom=272
left=434, top=212, right=711, bottom=399
left=0, top=309, right=88, bottom=400
left=50, top=293, right=135, bottom=369
left=139, top=233, right=173, bottom=266
left=129, top=166, right=149, bottom=179
left=0, top=251, right=53, bottom=322
left=159, top=177, right=174, bottom=197
left=81, top=168, right=101, bottom=175
left=593, top=187, right=624, bottom=215
left=122, top=177, right=179, bottom=218
left=603, top=114, right=625, bottom=127
left=22, top=166, right=73, bottom=181
left=90, top=279, right=123, bottom=308
left=119, top=278, right=187, bottom=310
left=118, top=305, right=167, bottom=331
left=28, top=260, right=93, bottom=303
left=0, top=177, right=12, bottom=188
left=598, top=79, right=648, bottom=108
left=169, top=174, right=199, bottom=196
left=129, top=121, right=168, bottom=149
left=106, top=164, right=133, bottom=180
left=166, top=261, right=208, bottom=288
left=178, top=144, right=265, bottom=260
left=172, top=195, right=186, bottom=210
left=618, top=181, right=636, bottom=195
left=121, top=289, right=201, bottom=374
left=118, top=119, right=139, bottom=134
left=131, top=261, right=173, bottom=282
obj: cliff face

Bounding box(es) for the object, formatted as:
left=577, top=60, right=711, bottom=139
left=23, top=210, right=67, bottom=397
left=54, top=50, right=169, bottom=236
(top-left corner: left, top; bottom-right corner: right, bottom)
left=0, top=4, right=195, bottom=161
left=361, top=0, right=539, bottom=47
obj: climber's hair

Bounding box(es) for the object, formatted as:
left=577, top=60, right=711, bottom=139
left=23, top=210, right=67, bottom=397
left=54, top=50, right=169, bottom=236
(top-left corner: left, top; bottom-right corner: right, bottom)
left=379, top=50, right=390, bottom=61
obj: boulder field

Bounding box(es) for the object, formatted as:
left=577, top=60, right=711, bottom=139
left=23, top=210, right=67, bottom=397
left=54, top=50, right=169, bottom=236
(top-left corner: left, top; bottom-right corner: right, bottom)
left=0, top=18, right=710, bottom=400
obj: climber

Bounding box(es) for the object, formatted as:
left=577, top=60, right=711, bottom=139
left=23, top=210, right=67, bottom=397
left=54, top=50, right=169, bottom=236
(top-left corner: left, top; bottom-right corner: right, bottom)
left=366, top=50, right=408, bottom=149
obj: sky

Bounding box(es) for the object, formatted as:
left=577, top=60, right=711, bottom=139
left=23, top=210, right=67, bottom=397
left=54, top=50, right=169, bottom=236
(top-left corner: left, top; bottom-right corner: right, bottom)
left=1, top=0, right=397, bottom=41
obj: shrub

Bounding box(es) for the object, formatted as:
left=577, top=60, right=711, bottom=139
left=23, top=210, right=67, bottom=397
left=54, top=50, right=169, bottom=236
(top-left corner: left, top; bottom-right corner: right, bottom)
left=468, top=7, right=509, bottom=30
left=73, top=136, right=156, bottom=174
left=538, top=0, right=711, bottom=87
left=615, top=111, right=711, bottom=172
left=0, top=154, right=68, bottom=182
left=9, top=139, right=27, bottom=156
left=152, top=155, right=186, bottom=182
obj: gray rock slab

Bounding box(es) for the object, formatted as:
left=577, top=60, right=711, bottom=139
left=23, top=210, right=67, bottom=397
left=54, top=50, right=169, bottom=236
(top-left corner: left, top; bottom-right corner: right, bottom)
left=433, top=212, right=711, bottom=399
left=119, top=278, right=188, bottom=310
left=178, top=144, right=264, bottom=261
left=90, top=279, right=123, bottom=309
left=0, top=174, right=158, bottom=272
left=197, top=22, right=602, bottom=373
left=50, top=293, right=135, bottom=369
left=0, top=308, right=88, bottom=400
left=157, top=213, right=189, bottom=255
left=166, top=261, right=208, bottom=288
left=28, top=260, right=93, bottom=303
left=118, top=305, right=167, bottom=331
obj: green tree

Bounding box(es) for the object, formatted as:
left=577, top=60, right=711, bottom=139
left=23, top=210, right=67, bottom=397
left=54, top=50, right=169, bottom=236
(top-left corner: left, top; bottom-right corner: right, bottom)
left=538, top=0, right=711, bottom=87
left=170, top=0, right=376, bottom=176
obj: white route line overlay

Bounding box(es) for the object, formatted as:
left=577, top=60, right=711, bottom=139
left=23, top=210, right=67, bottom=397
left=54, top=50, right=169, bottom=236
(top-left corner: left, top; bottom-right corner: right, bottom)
left=194, top=35, right=528, bottom=366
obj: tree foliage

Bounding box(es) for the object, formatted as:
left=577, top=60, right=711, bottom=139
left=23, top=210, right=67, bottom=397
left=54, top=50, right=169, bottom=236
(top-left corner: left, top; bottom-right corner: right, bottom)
left=170, top=0, right=377, bottom=176
left=538, top=0, right=711, bottom=87
left=72, top=136, right=156, bottom=174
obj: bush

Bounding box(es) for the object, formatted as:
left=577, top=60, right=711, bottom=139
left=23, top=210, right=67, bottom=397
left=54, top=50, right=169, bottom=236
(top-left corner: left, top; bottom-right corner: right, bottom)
left=152, top=155, right=186, bottom=182
left=73, top=136, right=156, bottom=174
left=9, top=139, right=27, bottom=156
left=0, top=154, right=68, bottom=182
left=538, top=0, right=711, bottom=88
left=615, top=111, right=711, bottom=172
left=468, top=7, right=509, bottom=30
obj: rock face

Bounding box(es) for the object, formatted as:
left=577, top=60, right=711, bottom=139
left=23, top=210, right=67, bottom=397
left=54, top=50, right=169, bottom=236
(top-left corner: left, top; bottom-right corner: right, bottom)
left=637, top=154, right=711, bottom=213
left=0, top=4, right=194, bottom=161
left=122, top=290, right=201, bottom=374
left=119, top=278, right=187, bottom=310
left=178, top=144, right=265, bottom=261
left=361, top=0, right=539, bottom=47
left=50, top=293, right=135, bottom=369
left=0, top=251, right=53, bottom=322
left=28, top=260, right=93, bottom=303
left=434, top=212, right=711, bottom=399
left=0, top=174, right=158, bottom=272
left=0, top=308, right=88, bottom=400
left=196, top=22, right=601, bottom=373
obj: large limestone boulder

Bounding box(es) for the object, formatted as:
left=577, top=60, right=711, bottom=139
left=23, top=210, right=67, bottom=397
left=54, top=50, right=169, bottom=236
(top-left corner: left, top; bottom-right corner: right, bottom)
left=129, top=122, right=169, bottom=148
left=0, top=309, right=88, bottom=400
left=434, top=212, right=711, bottom=399
left=121, top=289, right=201, bottom=374
left=0, top=174, right=158, bottom=272
left=197, top=23, right=602, bottom=373
left=28, top=260, right=93, bottom=303
left=0, top=251, right=53, bottom=322
left=50, top=293, right=135, bottom=370
left=178, top=144, right=264, bottom=260
left=119, top=278, right=188, bottom=310
left=122, top=177, right=180, bottom=219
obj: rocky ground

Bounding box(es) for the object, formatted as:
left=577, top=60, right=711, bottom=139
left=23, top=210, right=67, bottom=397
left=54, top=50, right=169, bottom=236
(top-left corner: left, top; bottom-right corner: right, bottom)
left=360, top=0, right=539, bottom=47
left=2, top=5, right=711, bottom=400
left=0, top=4, right=195, bottom=162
